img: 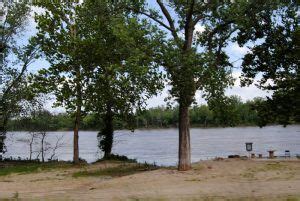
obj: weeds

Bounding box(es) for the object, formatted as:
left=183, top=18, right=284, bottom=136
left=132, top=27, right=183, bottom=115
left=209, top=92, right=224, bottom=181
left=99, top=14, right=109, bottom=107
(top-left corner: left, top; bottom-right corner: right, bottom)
left=94, top=154, right=137, bottom=163
left=73, top=163, right=158, bottom=178
left=0, top=162, right=73, bottom=177
left=12, top=192, right=19, bottom=199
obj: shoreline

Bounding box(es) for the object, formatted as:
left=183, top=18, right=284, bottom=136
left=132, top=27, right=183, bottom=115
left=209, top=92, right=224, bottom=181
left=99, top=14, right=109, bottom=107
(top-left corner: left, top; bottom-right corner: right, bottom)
left=7, top=124, right=300, bottom=132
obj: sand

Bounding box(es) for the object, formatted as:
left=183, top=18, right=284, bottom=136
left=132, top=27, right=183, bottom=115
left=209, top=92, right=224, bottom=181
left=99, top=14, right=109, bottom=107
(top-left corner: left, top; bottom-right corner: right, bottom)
left=0, top=159, right=299, bottom=200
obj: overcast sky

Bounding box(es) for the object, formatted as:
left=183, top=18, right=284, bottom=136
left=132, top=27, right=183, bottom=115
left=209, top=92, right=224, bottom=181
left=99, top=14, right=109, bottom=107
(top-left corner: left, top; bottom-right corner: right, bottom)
left=21, top=4, right=271, bottom=113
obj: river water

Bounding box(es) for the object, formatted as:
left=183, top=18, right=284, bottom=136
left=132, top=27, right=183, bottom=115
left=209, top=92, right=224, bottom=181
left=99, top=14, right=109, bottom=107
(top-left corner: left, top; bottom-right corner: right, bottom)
left=4, top=125, right=300, bottom=166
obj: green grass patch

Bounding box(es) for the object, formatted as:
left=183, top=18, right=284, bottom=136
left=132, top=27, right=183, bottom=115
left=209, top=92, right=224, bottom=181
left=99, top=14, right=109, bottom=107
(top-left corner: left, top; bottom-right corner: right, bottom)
left=73, top=163, right=158, bottom=178
left=0, top=162, right=73, bottom=177
left=260, top=162, right=287, bottom=171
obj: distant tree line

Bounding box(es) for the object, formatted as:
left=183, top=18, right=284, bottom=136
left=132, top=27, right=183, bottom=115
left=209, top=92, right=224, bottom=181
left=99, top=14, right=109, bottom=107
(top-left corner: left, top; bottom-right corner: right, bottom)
left=8, top=96, right=297, bottom=131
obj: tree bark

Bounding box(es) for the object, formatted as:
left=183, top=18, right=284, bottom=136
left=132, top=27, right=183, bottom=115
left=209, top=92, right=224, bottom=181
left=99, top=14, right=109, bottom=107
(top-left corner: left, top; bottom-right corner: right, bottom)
left=178, top=5, right=195, bottom=170
left=73, top=67, right=82, bottom=164
left=41, top=132, right=46, bottom=163
left=0, top=108, right=8, bottom=155
left=73, top=114, right=80, bottom=164
left=102, top=103, right=113, bottom=159
left=73, top=97, right=81, bottom=164
left=178, top=103, right=191, bottom=171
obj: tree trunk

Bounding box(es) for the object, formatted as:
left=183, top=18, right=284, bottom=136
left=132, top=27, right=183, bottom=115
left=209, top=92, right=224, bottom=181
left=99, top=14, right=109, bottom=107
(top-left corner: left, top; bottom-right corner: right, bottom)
left=73, top=69, right=81, bottom=164
left=177, top=17, right=194, bottom=171
left=102, top=103, right=113, bottom=159
left=29, top=141, right=33, bottom=160
left=178, top=103, right=191, bottom=171
left=73, top=106, right=80, bottom=164
left=41, top=133, right=45, bottom=163
left=0, top=105, right=8, bottom=156
left=70, top=25, right=81, bottom=164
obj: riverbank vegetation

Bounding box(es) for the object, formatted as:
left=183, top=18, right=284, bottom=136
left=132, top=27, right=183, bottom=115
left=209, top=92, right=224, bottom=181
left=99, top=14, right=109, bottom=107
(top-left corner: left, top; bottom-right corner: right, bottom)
left=0, top=154, right=156, bottom=178
left=0, top=161, right=73, bottom=177
left=7, top=96, right=276, bottom=131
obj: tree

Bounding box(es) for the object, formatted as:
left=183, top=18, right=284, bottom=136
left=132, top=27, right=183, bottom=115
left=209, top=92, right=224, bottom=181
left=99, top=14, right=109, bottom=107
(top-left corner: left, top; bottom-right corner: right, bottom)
left=128, top=0, right=293, bottom=170
left=0, top=1, right=37, bottom=156
left=76, top=1, right=164, bottom=158
left=33, top=2, right=89, bottom=164
left=126, top=0, right=234, bottom=170
left=237, top=1, right=299, bottom=126
left=23, top=109, right=65, bottom=162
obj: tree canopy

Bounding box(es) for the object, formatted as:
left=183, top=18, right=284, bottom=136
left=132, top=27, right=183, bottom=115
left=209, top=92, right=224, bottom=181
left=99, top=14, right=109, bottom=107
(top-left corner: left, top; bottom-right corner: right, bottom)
left=0, top=1, right=37, bottom=154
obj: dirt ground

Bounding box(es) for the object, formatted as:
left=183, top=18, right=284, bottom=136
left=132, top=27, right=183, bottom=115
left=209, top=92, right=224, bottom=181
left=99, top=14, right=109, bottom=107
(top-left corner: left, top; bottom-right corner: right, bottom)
left=0, top=159, right=300, bottom=200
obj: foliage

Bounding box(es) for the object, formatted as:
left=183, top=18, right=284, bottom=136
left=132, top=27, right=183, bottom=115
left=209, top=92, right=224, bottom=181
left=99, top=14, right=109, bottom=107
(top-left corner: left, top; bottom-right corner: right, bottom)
left=0, top=1, right=38, bottom=154
left=32, top=2, right=87, bottom=112
left=95, top=154, right=137, bottom=163
left=69, top=0, right=164, bottom=158
left=8, top=112, right=73, bottom=131
left=234, top=1, right=299, bottom=126
left=127, top=0, right=288, bottom=170
left=32, top=1, right=94, bottom=163
left=7, top=96, right=278, bottom=130
left=130, top=1, right=298, bottom=169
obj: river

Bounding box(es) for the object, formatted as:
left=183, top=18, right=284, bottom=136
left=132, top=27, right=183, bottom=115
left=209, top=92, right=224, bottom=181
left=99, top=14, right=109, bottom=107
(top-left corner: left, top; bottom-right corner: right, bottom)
left=4, top=125, right=300, bottom=166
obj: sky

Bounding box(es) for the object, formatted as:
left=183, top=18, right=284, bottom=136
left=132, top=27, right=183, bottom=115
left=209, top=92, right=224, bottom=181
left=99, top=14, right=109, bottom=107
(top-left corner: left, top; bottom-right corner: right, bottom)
left=20, top=3, right=271, bottom=113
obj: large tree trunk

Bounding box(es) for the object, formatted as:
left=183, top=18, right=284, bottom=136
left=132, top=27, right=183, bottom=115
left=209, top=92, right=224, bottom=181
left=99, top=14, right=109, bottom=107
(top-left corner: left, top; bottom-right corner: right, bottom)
left=177, top=16, right=195, bottom=170
left=101, top=103, right=113, bottom=159
left=73, top=93, right=81, bottom=164
left=178, top=103, right=191, bottom=171
left=0, top=107, right=8, bottom=158
left=73, top=113, right=80, bottom=164
left=73, top=66, right=82, bottom=164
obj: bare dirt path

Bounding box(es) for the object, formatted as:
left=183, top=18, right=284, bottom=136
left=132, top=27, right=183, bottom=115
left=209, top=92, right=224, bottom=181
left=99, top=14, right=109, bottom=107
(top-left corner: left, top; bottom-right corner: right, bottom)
left=0, top=159, right=299, bottom=200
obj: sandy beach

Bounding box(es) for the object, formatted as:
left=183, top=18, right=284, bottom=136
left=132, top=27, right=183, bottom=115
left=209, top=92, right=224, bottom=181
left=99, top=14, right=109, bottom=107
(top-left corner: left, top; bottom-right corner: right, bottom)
left=0, top=159, right=299, bottom=200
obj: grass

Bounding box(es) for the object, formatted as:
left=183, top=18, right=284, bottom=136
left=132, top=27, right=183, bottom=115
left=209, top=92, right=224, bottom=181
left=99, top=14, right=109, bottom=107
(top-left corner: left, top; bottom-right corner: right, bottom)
left=240, top=162, right=288, bottom=179
left=0, top=162, right=73, bottom=177
left=12, top=192, right=19, bottom=199
left=264, top=162, right=286, bottom=170
left=127, top=197, right=168, bottom=201
left=73, top=163, right=158, bottom=178
left=240, top=171, right=255, bottom=179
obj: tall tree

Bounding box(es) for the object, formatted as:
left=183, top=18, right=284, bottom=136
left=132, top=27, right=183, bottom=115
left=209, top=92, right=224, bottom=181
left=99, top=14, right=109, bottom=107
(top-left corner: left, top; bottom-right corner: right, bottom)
left=129, top=0, right=289, bottom=170
left=0, top=1, right=37, bottom=156
left=33, top=2, right=88, bottom=164
left=77, top=1, right=164, bottom=158
left=128, top=0, right=234, bottom=170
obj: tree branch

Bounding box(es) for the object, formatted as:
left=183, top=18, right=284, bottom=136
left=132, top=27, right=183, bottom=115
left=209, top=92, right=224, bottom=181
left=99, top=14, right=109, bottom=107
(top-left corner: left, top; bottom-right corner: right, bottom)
left=136, top=9, right=172, bottom=32
left=192, top=1, right=211, bottom=26
left=156, top=0, right=179, bottom=41
left=2, top=46, right=39, bottom=99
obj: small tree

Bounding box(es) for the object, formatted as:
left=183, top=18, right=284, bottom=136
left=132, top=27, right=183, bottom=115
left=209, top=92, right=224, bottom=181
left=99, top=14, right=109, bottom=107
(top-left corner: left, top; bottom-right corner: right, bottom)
left=26, top=110, right=64, bottom=162
left=27, top=132, right=37, bottom=160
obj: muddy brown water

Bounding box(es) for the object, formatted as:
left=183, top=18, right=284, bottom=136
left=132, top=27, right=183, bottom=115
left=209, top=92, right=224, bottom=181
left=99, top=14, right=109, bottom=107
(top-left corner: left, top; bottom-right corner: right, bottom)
left=4, top=125, right=300, bottom=166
